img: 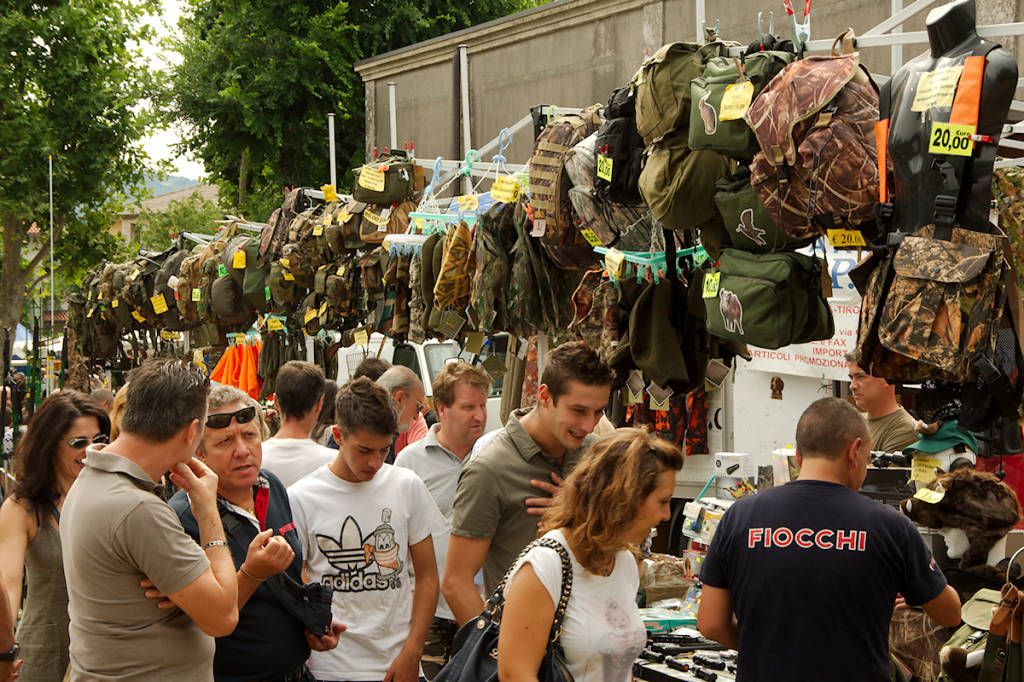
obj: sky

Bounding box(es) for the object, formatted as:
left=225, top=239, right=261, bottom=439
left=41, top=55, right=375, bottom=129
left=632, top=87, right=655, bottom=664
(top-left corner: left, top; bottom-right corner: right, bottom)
left=138, top=0, right=205, bottom=180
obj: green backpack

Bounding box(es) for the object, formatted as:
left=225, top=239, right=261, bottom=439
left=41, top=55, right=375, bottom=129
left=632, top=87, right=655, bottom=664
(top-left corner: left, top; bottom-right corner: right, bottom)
left=240, top=238, right=270, bottom=314
left=634, top=40, right=732, bottom=146
left=937, top=588, right=1002, bottom=681
left=638, top=129, right=731, bottom=231
left=703, top=248, right=834, bottom=349
left=688, top=51, right=794, bottom=160
left=710, top=167, right=816, bottom=253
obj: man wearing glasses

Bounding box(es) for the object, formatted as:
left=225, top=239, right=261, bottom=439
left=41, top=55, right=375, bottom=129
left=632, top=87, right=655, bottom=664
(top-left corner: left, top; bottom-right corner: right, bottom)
left=60, top=359, right=239, bottom=681
left=261, top=361, right=337, bottom=487
left=169, top=385, right=343, bottom=682
left=376, top=366, right=429, bottom=463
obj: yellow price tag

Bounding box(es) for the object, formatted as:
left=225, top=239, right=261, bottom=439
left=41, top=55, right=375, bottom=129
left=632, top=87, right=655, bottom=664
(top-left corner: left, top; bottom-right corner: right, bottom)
left=112, top=298, right=120, bottom=308
left=232, top=250, right=246, bottom=269
left=283, top=271, right=295, bottom=281
left=364, top=209, right=388, bottom=227
left=604, top=248, right=625, bottom=278
left=702, top=272, right=721, bottom=298
left=318, top=302, right=327, bottom=316
left=151, top=293, right=168, bottom=314
left=321, top=184, right=339, bottom=202
left=304, top=309, right=317, bottom=324
left=160, top=330, right=180, bottom=341
left=414, top=217, right=425, bottom=232
left=280, top=258, right=290, bottom=268
left=596, top=154, right=614, bottom=182
left=491, top=176, right=521, bottom=204
left=322, top=214, right=332, bottom=226
left=132, top=311, right=145, bottom=323
left=337, top=264, right=346, bottom=276
left=929, top=122, right=975, bottom=156
left=719, top=81, right=754, bottom=121
left=191, top=288, right=202, bottom=302
left=268, top=317, right=284, bottom=331
left=911, top=456, right=944, bottom=484
left=353, top=329, right=369, bottom=346
left=86, top=308, right=94, bottom=318
left=235, top=334, right=245, bottom=346
left=827, top=229, right=867, bottom=248
left=358, top=167, right=386, bottom=192
left=580, top=228, right=602, bottom=246
left=313, top=224, right=324, bottom=236
left=340, top=211, right=355, bottom=223
left=457, top=194, right=480, bottom=211
left=913, top=486, right=946, bottom=504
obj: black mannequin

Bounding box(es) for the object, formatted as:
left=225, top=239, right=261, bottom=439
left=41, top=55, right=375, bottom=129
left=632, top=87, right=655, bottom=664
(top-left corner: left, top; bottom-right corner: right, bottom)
left=879, top=0, right=1016, bottom=236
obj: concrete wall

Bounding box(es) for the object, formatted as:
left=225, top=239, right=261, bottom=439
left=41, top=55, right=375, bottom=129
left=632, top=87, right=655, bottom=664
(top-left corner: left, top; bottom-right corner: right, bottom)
left=355, top=0, right=1024, bottom=175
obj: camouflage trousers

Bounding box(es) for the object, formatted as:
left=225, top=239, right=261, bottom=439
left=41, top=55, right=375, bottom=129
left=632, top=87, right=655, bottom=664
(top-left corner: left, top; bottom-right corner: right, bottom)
left=420, top=616, right=459, bottom=680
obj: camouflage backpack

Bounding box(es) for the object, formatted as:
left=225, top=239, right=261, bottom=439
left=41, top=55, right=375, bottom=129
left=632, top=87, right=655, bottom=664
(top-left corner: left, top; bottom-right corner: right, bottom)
left=260, top=187, right=311, bottom=260
left=152, top=249, right=191, bottom=331
left=746, top=43, right=879, bottom=238
left=326, top=258, right=362, bottom=320
left=360, top=200, right=417, bottom=245
left=282, top=208, right=325, bottom=285
left=528, top=105, right=603, bottom=269
left=177, top=244, right=211, bottom=323
left=314, top=201, right=346, bottom=260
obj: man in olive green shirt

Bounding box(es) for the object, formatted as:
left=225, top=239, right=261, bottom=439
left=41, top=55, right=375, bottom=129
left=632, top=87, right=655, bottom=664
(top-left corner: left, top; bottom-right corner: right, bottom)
left=442, top=342, right=614, bottom=625
left=847, top=358, right=919, bottom=452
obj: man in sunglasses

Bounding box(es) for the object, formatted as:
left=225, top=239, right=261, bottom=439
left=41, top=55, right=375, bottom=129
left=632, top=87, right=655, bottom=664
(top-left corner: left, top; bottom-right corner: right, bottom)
left=376, top=366, right=429, bottom=463
left=261, top=361, right=337, bottom=487
left=169, top=386, right=343, bottom=682
left=60, top=359, right=239, bottom=680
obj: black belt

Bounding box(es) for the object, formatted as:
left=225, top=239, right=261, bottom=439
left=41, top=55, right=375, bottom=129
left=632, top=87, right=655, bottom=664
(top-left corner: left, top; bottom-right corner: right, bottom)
left=250, top=664, right=310, bottom=682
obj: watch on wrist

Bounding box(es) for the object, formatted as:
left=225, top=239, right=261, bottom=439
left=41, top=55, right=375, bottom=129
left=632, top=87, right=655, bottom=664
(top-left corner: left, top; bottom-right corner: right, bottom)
left=0, top=642, right=19, bottom=662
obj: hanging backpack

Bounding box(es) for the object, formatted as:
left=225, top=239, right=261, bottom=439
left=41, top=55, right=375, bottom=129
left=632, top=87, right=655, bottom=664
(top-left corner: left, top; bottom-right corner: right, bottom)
left=746, top=33, right=880, bottom=238
left=638, top=130, right=731, bottom=231
left=359, top=200, right=417, bottom=245
left=352, top=150, right=416, bottom=205
left=688, top=50, right=795, bottom=160
left=260, top=187, right=311, bottom=260
left=594, top=85, right=645, bottom=205
left=211, top=274, right=254, bottom=331
left=528, top=105, right=603, bottom=269
left=710, top=167, right=817, bottom=253
left=153, top=249, right=191, bottom=331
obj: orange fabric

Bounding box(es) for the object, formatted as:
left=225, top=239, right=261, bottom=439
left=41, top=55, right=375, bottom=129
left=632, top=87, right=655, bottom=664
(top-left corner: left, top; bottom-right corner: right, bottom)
left=209, top=347, right=233, bottom=384
left=949, top=56, right=985, bottom=129
left=875, top=119, right=889, bottom=203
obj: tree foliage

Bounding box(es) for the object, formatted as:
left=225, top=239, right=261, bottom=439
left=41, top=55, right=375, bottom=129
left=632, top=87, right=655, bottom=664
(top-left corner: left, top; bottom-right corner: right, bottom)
left=169, top=0, right=539, bottom=220
left=0, top=0, right=160, bottom=332
left=134, top=192, right=225, bottom=252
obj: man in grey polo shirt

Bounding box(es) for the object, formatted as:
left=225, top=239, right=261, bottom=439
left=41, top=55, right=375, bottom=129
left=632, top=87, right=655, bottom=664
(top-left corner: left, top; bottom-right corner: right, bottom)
left=61, top=360, right=239, bottom=681
left=441, top=341, right=614, bottom=625
left=394, top=360, right=491, bottom=676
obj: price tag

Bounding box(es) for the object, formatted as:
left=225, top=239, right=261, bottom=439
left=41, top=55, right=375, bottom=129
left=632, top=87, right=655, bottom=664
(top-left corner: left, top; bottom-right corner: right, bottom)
left=911, top=455, right=944, bottom=484
left=491, top=176, right=521, bottom=203
left=323, top=213, right=333, bottom=226
left=364, top=209, right=389, bottom=227
left=358, top=167, right=386, bottom=192
left=192, top=288, right=202, bottom=302
left=304, top=308, right=317, bottom=324
left=128, top=268, right=140, bottom=282
left=235, top=334, right=246, bottom=346
left=702, top=271, right=721, bottom=298
left=580, top=228, right=602, bottom=246
left=531, top=218, right=547, bottom=238
left=438, top=311, right=467, bottom=339
left=98, top=290, right=104, bottom=300
left=913, top=485, right=946, bottom=504
left=911, top=65, right=962, bottom=112
left=112, top=298, right=120, bottom=308
left=596, top=154, right=614, bottom=182
left=340, top=210, right=355, bottom=223
left=464, top=331, right=485, bottom=355
left=604, top=248, right=625, bottom=278
left=318, top=302, right=328, bottom=317
left=283, top=271, right=295, bottom=281
left=151, top=293, right=169, bottom=314
left=193, top=349, right=204, bottom=364
left=160, top=330, right=180, bottom=341
left=353, top=328, right=369, bottom=346
left=457, top=195, right=480, bottom=211
left=313, top=224, right=324, bottom=236
left=321, top=184, right=339, bottom=202
left=719, top=81, right=755, bottom=121
left=218, top=264, right=228, bottom=277
left=268, top=317, right=284, bottom=331
left=827, top=229, right=867, bottom=248
left=280, top=258, right=290, bottom=268
left=132, top=311, right=145, bottom=323
left=517, top=336, right=530, bottom=360
left=264, top=285, right=271, bottom=301
left=86, top=308, right=94, bottom=318
left=929, top=122, right=975, bottom=156
left=232, top=250, right=246, bottom=269
left=482, top=354, right=507, bottom=382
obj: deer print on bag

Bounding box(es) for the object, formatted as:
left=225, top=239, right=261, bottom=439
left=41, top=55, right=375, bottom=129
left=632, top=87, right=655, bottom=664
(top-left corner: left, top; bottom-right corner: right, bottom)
left=719, top=289, right=744, bottom=335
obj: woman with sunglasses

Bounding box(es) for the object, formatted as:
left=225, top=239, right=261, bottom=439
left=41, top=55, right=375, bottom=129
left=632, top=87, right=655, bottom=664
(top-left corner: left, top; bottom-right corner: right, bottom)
left=0, top=391, right=110, bottom=681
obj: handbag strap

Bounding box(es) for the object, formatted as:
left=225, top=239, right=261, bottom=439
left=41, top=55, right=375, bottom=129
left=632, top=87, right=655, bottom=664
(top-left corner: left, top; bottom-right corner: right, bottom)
left=490, top=537, right=575, bottom=644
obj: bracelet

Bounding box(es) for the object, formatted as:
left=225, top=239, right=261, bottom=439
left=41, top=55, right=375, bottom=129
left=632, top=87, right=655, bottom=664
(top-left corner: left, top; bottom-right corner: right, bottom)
left=239, top=565, right=265, bottom=584
left=202, top=540, right=229, bottom=550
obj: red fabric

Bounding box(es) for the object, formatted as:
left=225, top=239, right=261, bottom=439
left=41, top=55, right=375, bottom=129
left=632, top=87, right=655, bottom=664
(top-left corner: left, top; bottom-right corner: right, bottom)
left=977, top=452, right=1024, bottom=529
left=394, top=413, right=428, bottom=455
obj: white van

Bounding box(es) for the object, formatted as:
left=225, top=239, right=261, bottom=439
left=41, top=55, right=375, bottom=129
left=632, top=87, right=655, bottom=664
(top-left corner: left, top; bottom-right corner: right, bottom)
left=335, top=333, right=507, bottom=433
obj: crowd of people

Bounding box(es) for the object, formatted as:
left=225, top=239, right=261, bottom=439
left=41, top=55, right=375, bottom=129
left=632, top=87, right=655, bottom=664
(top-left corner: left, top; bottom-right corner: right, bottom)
left=0, top=340, right=964, bottom=682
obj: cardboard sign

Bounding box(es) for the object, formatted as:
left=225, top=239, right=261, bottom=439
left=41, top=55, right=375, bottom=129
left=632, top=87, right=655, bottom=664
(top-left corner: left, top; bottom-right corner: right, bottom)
left=719, top=80, right=754, bottom=121
left=911, top=455, right=944, bottom=484
left=321, top=184, right=339, bottom=202
left=358, top=167, right=386, bottom=192
left=150, top=293, right=168, bottom=315
left=491, top=176, right=521, bottom=204
left=482, top=354, right=507, bottom=382
left=353, top=328, right=369, bottom=346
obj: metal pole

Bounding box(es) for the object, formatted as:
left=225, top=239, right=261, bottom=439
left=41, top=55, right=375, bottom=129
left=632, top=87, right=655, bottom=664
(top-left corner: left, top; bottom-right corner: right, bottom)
left=458, top=44, right=472, bottom=194
left=48, top=154, right=54, bottom=396
left=327, top=113, right=337, bottom=188
left=891, top=0, right=903, bottom=75
left=695, top=0, right=705, bottom=42
left=387, top=82, right=398, bottom=152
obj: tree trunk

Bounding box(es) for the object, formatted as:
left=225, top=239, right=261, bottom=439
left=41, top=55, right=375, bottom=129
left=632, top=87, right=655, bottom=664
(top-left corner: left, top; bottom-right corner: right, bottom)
left=238, top=148, right=249, bottom=209
left=0, top=213, right=50, bottom=335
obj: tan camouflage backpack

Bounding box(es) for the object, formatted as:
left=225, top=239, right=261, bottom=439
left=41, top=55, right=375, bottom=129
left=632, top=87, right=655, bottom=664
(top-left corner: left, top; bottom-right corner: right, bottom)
left=528, top=105, right=603, bottom=269
left=745, top=35, right=879, bottom=239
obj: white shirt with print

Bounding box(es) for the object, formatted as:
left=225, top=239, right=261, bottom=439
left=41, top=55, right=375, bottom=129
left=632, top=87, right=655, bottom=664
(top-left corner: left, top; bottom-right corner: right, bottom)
left=289, top=463, right=443, bottom=680
left=505, top=529, right=648, bottom=682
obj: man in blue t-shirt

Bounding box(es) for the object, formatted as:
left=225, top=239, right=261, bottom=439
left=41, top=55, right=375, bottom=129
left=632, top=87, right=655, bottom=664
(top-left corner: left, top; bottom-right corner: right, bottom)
left=698, top=397, right=962, bottom=681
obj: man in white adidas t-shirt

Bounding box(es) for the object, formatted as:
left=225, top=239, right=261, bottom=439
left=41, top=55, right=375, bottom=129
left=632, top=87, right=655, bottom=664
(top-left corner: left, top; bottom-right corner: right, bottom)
left=290, top=377, right=443, bottom=682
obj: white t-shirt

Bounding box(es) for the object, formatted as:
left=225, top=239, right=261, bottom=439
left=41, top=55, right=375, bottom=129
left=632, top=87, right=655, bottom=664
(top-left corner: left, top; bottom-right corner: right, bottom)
left=260, top=437, right=335, bottom=488
left=289, top=464, right=444, bottom=680
left=505, top=529, right=647, bottom=682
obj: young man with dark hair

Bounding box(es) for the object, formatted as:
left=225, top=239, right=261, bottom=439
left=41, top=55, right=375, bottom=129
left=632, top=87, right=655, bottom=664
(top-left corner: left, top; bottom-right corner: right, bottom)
left=442, top=341, right=614, bottom=625
left=261, top=361, right=336, bottom=487
left=697, top=397, right=961, bottom=681
left=61, top=359, right=239, bottom=680
left=845, top=354, right=919, bottom=453
left=289, top=377, right=444, bottom=682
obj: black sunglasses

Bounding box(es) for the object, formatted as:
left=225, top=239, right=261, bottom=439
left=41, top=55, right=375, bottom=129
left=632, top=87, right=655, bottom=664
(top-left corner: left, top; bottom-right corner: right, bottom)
left=63, top=434, right=110, bottom=450
left=205, top=406, right=257, bottom=429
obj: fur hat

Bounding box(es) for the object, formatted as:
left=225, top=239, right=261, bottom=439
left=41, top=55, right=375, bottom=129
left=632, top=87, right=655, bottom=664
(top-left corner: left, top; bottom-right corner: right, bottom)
left=900, top=469, right=1021, bottom=568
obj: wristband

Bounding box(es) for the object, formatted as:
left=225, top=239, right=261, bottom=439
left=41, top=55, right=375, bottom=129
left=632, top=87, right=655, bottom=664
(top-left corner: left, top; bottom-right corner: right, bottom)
left=239, top=565, right=266, bottom=584
left=202, top=540, right=229, bottom=550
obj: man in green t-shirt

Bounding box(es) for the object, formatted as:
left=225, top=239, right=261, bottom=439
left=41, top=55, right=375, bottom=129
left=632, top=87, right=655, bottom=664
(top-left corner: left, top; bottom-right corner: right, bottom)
left=846, top=355, right=919, bottom=453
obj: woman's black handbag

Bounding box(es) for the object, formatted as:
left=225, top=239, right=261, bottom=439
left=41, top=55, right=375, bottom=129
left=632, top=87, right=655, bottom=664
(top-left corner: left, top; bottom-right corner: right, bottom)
left=434, top=537, right=575, bottom=681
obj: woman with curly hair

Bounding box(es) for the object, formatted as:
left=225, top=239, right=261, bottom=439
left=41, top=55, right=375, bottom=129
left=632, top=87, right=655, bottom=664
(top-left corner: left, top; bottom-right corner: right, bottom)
left=0, top=391, right=110, bottom=681
left=497, top=428, right=682, bottom=682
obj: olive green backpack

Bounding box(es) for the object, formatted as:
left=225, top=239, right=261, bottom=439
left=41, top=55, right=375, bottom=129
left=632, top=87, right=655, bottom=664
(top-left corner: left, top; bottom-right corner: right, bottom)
left=710, top=167, right=816, bottom=253
left=638, top=129, right=731, bottom=231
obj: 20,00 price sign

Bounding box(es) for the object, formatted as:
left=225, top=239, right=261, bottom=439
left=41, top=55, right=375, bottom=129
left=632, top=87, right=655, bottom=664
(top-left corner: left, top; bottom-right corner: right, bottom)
left=928, top=122, right=975, bottom=157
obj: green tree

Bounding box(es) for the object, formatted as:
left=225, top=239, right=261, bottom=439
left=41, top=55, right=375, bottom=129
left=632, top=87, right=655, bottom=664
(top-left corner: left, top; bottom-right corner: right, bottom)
left=0, top=0, right=160, bottom=333
left=169, top=0, right=539, bottom=220
left=134, top=192, right=225, bottom=251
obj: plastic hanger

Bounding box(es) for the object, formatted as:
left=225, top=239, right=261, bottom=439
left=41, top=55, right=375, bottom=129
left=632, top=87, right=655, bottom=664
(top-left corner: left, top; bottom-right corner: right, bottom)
left=783, top=0, right=811, bottom=52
